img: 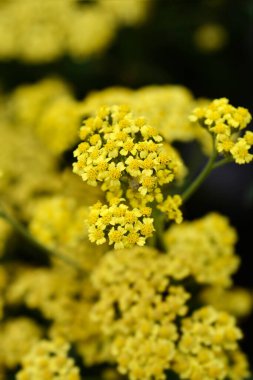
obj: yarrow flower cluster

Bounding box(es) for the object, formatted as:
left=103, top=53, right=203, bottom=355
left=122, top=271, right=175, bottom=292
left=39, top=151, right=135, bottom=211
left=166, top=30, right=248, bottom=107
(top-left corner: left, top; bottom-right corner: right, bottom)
left=73, top=105, right=183, bottom=248
left=6, top=266, right=111, bottom=367
left=164, top=213, right=239, bottom=287
left=0, top=317, right=42, bottom=369
left=88, top=199, right=154, bottom=249
left=0, top=0, right=150, bottom=63
left=92, top=247, right=190, bottom=380
left=92, top=247, right=248, bottom=380
left=173, top=306, right=246, bottom=380
left=189, top=98, right=253, bottom=164
left=16, top=338, right=81, bottom=380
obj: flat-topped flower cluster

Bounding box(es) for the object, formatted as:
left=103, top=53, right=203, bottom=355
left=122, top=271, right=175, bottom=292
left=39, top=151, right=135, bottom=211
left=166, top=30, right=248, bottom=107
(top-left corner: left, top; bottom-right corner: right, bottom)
left=190, top=98, right=253, bottom=164
left=73, top=105, right=183, bottom=248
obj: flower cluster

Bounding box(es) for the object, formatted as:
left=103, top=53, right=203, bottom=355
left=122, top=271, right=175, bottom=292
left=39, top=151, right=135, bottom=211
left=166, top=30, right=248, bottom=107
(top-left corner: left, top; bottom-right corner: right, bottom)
left=29, top=195, right=105, bottom=270
left=0, top=317, right=42, bottom=369
left=173, top=306, right=247, bottom=380
left=189, top=98, right=253, bottom=164
left=92, top=247, right=190, bottom=380
left=6, top=266, right=111, bottom=367
left=16, top=338, right=81, bottom=380
left=92, top=246, right=248, bottom=380
left=88, top=200, right=154, bottom=249
left=73, top=104, right=183, bottom=247
left=0, top=0, right=150, bottom=63
left=164, top=213, right=239, bottom=287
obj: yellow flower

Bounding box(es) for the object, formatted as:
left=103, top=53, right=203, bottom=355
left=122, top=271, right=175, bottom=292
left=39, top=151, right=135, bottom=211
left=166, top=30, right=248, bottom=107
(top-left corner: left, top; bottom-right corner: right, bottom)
left=158, top=195, right=183, bottom=224
left=92, top=247, right=190, bottom=380
left=230, top=138, right=253, bottom=164
left=88, top=200, right=154, bottom=249
left=73, top=105, right=184, bottom=247
left=164, top=213, right=239, bottom=287
left=190, top=98, right=252, bottom=164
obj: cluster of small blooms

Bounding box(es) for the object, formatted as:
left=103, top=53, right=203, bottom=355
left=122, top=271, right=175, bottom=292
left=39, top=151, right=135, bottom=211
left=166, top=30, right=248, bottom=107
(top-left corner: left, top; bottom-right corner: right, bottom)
left=88, top=199, right=154, bottom=249
left=1, top=79, right=104, bottom=219
left=73, top=104, right=183, bottom=247
left=189, top=98, right=253, bottom=164
left=164, top=213, right=240, bottom=287
left=29, top=195, right=105, bottom=270
left=92, top=247, right=190, bottom=380
left=200, top=287, right=253, bottom=318
left=37, top=96, right=83, bottom=155
left=158, top=194, right=183, bottom=224
left=16, top=338, right=81, bottom=380
left=92, top=247, right=248, bottom=380
left=226, top=351, right=250, bottom=380
left=8, top=78, right=83, bottom=155
left=0, top=0, right=150, bottom=63
left=9, top=78, right=70, bottom=127
left=29, top=196, right=88, bottom=249
left=6, top=265, right=111, bottom=366
left=0, top=317, right=42, bottom=369
left=0, top=120, right=60, bottom=216
left=172, top=306, right=248, bottom=380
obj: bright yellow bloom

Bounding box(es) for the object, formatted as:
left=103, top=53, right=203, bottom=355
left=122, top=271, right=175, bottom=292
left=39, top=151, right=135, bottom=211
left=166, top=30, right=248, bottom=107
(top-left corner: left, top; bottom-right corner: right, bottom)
left=73, top=105, right=183, bottom=247
left=230, top=138, right=253, bottom=164
left=88, top=199, right=154, bottom=249
left=190, top=98, right=252, bottom=164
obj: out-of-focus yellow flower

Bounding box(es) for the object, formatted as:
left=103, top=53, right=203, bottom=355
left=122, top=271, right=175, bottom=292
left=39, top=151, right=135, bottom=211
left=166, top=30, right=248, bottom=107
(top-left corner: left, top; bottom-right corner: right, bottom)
left=0, top=0, right=151, bottom=63
left=165, top=213, right=239, bottom=287
left=92, top=246, right=190, bottom=380
left=6, top=265, right=111, bottom=366
left=16, top=338, right=81, bottom=380
left=200, top=287, right=253, bottom=318
left=29, top=195, right=106, bottom=271
left=0, top=317, right=42, bottom=369
left=194, top=23, right=228, bottom=52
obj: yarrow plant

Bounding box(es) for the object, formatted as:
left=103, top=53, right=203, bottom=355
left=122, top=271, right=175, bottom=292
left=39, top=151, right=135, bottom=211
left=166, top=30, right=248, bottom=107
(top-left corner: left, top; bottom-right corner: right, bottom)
left=0, top=80, right=252, bottom=380
left=73, top=105, right=183, bottom=249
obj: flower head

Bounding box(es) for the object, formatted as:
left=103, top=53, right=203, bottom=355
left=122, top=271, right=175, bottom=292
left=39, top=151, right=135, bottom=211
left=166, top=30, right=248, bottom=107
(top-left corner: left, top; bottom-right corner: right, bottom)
left=190, top=98, right=252, bottom=164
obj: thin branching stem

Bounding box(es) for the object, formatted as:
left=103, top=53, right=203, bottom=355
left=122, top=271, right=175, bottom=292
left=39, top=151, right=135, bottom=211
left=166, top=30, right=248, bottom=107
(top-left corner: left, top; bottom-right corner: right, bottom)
left=182, top=139, right=218, bottom=203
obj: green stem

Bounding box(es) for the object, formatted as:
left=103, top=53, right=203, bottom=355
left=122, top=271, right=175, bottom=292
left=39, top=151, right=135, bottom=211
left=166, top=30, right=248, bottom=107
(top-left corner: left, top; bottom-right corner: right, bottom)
left=0, top=205, right=84, bottom=273
left=213, top=156, right=233, bottom=169
left=153, top=210, right=167, bottom=252
left=182, top=143, right=218, bottom=203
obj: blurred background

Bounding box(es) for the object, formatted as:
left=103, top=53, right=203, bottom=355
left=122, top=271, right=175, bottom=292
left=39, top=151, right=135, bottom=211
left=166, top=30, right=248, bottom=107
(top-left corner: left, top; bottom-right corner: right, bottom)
left=0, top=0, right=253, bottom=364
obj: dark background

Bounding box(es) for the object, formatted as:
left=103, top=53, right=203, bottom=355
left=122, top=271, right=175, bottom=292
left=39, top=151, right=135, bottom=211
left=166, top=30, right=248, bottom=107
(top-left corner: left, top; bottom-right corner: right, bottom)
left=1, top=0, right=253, bottom=364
